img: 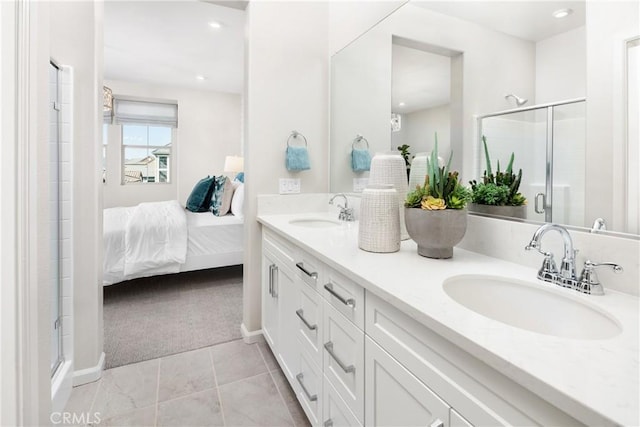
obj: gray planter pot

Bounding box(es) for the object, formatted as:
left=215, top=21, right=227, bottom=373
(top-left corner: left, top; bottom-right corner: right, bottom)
left=468, top=203, right=527, bottom=219
left=404, top=208, right=468, bottom=259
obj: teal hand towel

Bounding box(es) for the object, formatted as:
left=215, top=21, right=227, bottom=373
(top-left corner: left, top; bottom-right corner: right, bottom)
left=286, top=146, right=311, bottom=171
left=351, top=148, right=371, bottom=172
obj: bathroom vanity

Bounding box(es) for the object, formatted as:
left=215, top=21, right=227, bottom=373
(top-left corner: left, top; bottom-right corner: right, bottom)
left=257, top=212, right=638, bottom=427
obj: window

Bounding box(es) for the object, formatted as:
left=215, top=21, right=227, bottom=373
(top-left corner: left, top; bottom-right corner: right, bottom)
left=122, top=125, right=172, bottom=184
left=113, top=98, right=178, bottom=185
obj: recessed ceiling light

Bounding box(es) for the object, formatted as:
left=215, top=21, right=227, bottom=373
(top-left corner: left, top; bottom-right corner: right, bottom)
left=196, top=75, right=207, bottom=81
left=399, top=102, right=406, bottom=107
left=208, top=21, right=222, bottom=29
left=552, top=8, right=573, bottom=19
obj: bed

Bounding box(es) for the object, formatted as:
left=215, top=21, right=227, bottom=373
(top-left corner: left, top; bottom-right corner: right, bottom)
left=103, top=200, right=243, bottom=286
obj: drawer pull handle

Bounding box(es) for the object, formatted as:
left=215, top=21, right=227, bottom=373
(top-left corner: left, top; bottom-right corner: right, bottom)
left=323, top=283, right=355, bottom=308
left=323, top=420, right=333, bottom=427
left=296, top=373, right=317, bottom=402
left=296, top=262, right=318, bottom=279
left=268, top=264, right=275, bottom=296
left=324, top=341, right=355, bottom=373
left=271, top=264, right=278, bottom=298
left=429, top=419, right=444, bottom=427
left=296, top=309, right=317, bottom=331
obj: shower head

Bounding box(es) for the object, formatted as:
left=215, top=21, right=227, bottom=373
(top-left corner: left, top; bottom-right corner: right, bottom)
left=505, top=93, right=528, bottom=106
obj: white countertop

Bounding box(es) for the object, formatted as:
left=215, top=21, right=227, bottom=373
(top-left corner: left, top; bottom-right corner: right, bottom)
left=257, top=212, right=639, bottom=426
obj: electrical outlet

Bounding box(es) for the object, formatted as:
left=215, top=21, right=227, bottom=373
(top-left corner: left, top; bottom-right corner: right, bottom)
left=279, top=178, right=301, bottom=194
left=353, top=177, right=369, bottom=193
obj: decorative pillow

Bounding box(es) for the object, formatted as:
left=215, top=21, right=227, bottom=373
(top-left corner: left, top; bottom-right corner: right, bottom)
left=231, top=183, right=244, bottom=218
left=234, top=172, right=244, bottom=183
left=186, top=176, right=215, bottom=212
left=211, top=175, right=235, bottom=216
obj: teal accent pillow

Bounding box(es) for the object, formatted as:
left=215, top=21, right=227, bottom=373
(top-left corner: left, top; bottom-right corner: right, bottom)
left=186, top=176, right=215, bottom=212
left=234, top=172, right=244, bottom=183
left=210, top=175, right=227, bottom=216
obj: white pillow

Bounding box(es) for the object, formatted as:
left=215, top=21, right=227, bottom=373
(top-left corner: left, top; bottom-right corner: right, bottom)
left=231, top=183, right=244, bottom=218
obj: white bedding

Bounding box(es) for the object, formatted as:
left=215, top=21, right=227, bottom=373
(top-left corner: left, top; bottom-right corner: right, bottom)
left=103, top=201, right=243, bottom=286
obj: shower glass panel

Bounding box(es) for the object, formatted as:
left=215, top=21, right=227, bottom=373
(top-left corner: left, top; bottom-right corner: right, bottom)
left=478, top=99, right=586, bottom=226
left=49, top=62, right=63, bottom=376
left=478, top=108, right=547, bottom=222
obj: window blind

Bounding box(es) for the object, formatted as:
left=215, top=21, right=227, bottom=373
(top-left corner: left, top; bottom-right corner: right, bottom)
left=114, top=99, right=178, bottom=127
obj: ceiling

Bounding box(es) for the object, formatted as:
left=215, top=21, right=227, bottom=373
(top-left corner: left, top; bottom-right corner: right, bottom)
left=411, top=0, right=586, bottom=42
left=104, top=0, right=245, bottom=93
left=392, top=44, right=451, bottom=114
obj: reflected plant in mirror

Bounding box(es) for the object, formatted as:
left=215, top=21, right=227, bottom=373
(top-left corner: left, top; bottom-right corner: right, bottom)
left=469, top=136, right=527, bottom=219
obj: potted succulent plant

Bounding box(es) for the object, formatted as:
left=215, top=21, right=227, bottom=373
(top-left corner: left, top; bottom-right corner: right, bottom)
left=404, top=142, right=471, bottom=259
left=469, top=136, right=527, bottom=219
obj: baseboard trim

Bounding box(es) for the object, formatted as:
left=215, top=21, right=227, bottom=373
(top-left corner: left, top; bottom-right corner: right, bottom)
left=72, top=352, right=105, bottom=386
left=240, top=323, right=264, bottom=344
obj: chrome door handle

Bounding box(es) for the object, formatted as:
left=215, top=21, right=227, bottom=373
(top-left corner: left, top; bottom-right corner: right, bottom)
left=535, top=192, right=546, bottom=214
left=271, top=264, right=278, bottom=298
left=296, top=262, right=318, bottom=280
left=296, top=373, right=317, bottom=402
left=295, top=309, right=317, bottom=331
left=268, top=264, right=275, bottom=296
left=324, top=341, right=355, bottom=373
left=323, top=283, right=355, bottom=308
left=429, top=419, right=444, bottom=427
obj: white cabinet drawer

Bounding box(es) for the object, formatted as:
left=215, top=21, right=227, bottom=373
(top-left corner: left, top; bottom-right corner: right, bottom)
left=450, top=409, right=473, bottom=427
left=323, top=377, right=361, bottom=427
left=293, top=342, right=323, bottom=427
left=295, top=249, right=325, bottom=291
left=323, top=301, right=364, bottom=423
left=296, top=281, right=323, bottom=367
left=323, top=268, right=364, bottom=329
left=365, top=292, right=580, bottom=426
left=365, top=336, right=450, bottom=427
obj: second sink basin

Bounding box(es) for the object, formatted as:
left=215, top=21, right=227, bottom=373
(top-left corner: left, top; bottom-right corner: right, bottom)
left=443, top=275, right=622, bottom=340
left=289, top=218, right=342, bottom=228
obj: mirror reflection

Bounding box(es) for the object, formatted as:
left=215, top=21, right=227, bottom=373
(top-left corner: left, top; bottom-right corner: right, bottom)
left=329, top=0, right=639, bottom=236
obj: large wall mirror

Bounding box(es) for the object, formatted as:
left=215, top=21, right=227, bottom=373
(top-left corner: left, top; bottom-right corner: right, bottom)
left=329, top=0, right=639, bottom=237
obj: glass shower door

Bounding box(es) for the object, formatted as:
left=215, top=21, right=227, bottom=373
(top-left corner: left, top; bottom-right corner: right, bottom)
left=49, top=62, right=63, bottom=376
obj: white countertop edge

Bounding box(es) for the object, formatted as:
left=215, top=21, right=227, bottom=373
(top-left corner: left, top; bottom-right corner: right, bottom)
left=257, top=212, right=640, bottom=426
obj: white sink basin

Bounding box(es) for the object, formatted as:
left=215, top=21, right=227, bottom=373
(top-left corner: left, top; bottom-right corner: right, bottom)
left=443, top=275, right=622, bottom=340
left=289, top=218, right=342, bottom=228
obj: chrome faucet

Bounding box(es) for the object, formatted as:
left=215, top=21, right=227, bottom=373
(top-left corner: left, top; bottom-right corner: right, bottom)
left=525, top=223, right=577, bottom=286
left=329, top=193, right=354, bottom=222
left=525, top=223, right=623, bottom=295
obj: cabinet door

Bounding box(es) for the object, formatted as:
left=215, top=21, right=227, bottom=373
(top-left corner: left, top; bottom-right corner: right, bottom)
left=365, top=337, right=450, bottom=427
left=277, top=262, right=299, bottom=381
left=262, top=250, right=279, bottom=350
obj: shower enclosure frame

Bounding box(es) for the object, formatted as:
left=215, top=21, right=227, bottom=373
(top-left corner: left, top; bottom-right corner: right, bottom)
left=476, top=97, right=586, bottom=223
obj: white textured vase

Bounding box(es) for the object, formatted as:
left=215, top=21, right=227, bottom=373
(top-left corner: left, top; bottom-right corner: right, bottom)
left=369, top=152, right=409, bottom=240
left=408, top=152, right=428, bottom=192
left=358, top=185, right=400, bottom=253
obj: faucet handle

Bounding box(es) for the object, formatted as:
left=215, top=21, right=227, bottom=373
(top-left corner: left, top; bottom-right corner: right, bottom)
left=577, top=260, right=623, bottom=295
left=537, top=253, right=558, bottom=283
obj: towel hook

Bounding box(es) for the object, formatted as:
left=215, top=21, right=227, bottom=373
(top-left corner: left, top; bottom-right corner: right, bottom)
left=287, top=130, right=308, bottom=147
left=352, top=134, right=369, bottom=149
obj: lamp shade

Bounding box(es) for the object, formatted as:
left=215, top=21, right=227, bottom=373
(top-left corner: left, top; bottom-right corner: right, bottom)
left=224, top=156, right=244, bottom=173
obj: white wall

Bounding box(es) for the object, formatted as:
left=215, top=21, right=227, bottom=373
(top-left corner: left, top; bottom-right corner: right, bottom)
left=50, top=0, right=104, bottom=386
left=535, top=26, right=586, bottom=104
left=103, top=80, right=241, bottom=208
left=243, top=1, right=329, bottom=335
left=586, top=1, right=639, bottom=232
left=405, top=104, right=451, bottom=155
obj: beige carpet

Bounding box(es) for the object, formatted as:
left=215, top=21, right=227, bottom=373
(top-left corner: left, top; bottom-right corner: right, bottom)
left=103, top=266, right=243, bottom=369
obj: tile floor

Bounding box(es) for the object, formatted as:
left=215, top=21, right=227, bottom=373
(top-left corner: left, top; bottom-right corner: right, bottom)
left=63, top=340, right=310, bottom=427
